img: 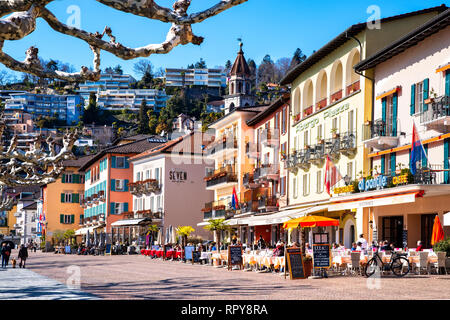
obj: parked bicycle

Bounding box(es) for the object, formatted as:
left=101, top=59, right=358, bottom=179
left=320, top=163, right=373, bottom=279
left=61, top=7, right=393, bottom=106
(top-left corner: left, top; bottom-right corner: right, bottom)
left=365, top=249, right=410, bottom=277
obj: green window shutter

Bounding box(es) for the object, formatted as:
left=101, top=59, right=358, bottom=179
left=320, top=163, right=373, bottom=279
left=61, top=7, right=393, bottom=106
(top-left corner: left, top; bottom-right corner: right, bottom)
left=61, top=193, right=65, bottom=203
left=124, top=179, right=129, bottom=192
left=73, top=193, right=80, bottom=203
left=125, top=157, right=130, bottom=169
left=410, top=84, right=416, bottom=115
left=422, top=145, right=428, bottom=167
left=390, top=153, right=396, bottom=176
left=110, top=202, right=116, bottom=214
left=61, top=174, right=66, bottom=183
left=71, top=215, right=74, bottom=224
left=423, top=78, right=429, bottom=111
left=111, top=156, right=116, bottom=168
left=381, top=155, right=385, bottom=175
left=74, top=174, right=80, bottom=184
left=111, top=179, right=116, bottom=191
left=392, top=93, right=398, bottom=136
left=60, top=214, right=64, bottom=223
left=381, top=98, right=386, bottom=136
left=446, top=70, right=450, bottom=96
left=444, top=138, right=449, bottom=184
left=124, top=202, right=128, bottom=212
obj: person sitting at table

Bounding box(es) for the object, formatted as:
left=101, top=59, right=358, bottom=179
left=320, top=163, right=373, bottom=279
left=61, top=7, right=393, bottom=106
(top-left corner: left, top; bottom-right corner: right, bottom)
left=332, top=243, right=339, bottom=250
left=304, top=243, right=311, bottom=251
left=273, top=243, right=283, bottom=257
left=416, top=240, right=423, bottom=252
left=257, top=235, right=266, bottom=250
left=380, top=240, right=393, bottom=252
left=231, top=235, right=238, bottom=245
left=350, top=242, right=358, bottom=251
left=210, top=242, right=217, bottom=251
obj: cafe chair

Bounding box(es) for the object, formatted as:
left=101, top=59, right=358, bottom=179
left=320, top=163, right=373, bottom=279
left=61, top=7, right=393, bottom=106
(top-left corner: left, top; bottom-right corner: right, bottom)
left=415, top=251, right=429, bottom=275
left=432, top=252, right=448, bottom=275
left=347, top=252, right=362, bottom=276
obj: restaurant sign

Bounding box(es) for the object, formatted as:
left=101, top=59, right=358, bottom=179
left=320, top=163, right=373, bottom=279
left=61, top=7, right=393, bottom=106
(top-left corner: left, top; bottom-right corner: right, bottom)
left=169, top=169, right=187, bottom=183
left=358, top=175, right=387, bottom=192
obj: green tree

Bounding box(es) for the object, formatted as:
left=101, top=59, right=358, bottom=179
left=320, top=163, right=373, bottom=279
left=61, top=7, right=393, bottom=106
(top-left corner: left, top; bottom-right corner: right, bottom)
left=203, top=219, right=230, bottom=253
left=195, top=58, right=207, bottom=69
left=289, top=48, right=307, bottom=69
left=137, top=99, right=150, bottom=134
left=113, top=65, right=123, bottom=75
left=82, top=92, right=98, bottom=124
left=147, top=109, right=158, bottom=134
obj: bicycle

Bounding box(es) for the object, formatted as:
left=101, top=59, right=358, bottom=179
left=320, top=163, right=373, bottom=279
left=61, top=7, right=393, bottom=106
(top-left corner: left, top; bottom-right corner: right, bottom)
left=364, top=249, right=410, bottom=277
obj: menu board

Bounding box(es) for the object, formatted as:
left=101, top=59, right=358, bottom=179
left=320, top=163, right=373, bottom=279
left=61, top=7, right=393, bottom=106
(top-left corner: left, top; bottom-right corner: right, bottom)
left=402, top=230, right=408, bottom=249
left=105, top=244, right=111, bottom=255
left=228, top=245, right=243, bottom=270
left=184, top=246, right=195, bottom=261
left=285, top=247, right=305, bottom=280
left=192, top=251, right=201, bottom=264
left=313, top=244, right=331, bottom=268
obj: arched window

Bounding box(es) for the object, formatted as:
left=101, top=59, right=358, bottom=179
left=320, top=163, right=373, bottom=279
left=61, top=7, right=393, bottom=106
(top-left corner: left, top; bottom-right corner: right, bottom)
left=238, top=82, right=242, bottom=94
left=315, top=70, right=328, bottom=110
left=302, top=80, right=314, bottom=117
left=229, top=103, right=235, bottom=112
left=330, top=61, right=343, bottom=102
left=346, top=49, right=361, bottom=93
left=293, top=88, right=301, bottom=115
left=230, top=82, right=235, bottom=95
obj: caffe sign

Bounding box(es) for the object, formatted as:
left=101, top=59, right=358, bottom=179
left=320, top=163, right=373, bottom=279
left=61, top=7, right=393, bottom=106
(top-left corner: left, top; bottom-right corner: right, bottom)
left=169, top=169, right=187, bottom=183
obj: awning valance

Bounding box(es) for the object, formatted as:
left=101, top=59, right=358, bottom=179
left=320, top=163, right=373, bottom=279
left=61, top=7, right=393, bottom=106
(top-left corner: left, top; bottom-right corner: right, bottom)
left=75, top=225, right=103, bottom=235
left=436, top=62, right=450, bottom=73
left=111, top=218, right=150, bottom=227
left=328, top=191, right=419, bottom=211
left=376, top=86, right=401, bottom=100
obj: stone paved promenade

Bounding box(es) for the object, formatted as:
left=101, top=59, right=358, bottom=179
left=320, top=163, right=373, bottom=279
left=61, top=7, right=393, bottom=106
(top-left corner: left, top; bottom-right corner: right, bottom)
left=14, top=251, right=449, bottom=300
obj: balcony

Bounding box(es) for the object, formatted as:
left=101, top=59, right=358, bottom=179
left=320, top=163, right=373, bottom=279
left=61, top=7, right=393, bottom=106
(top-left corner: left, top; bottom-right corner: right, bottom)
left=239, top=200, right=258, bottom=214
left=203, top=211, right=213, bottom=220
left=206, top=134, right=238, bottom=158
left=285, top=151, right=300, bottom=172
left=420, top=95, right=450, bottom=132
left=309, top=143, right=326, bottom=165
left=340, top=131, right=357, bottom=156
left=297, top=148, right=312, bottom=170
left=202, top=199, right=235, bottom=219
left=261, top=129, right=279, bottom=148
left=330, top=89, right=343, bottom=103
left=204, top=165, right=238, bottom=190
left=202, top=201, right=213, bottom=214
left=316, top=98, right=327, bottom=111
left=325, top=136, right=341, bottom=161
left=243, top=173, right=260, bottom=189
left=254, top=164, right=279, bottom=182
left=362, top=119, right=399, bottom=151
left=257, top=195, right=278, bottom=212
left=346, top=80, right=360, bottom=96
left=129, top=179, right=161, bottom=196
left=245, top=142, right=259, bottom=159
left=303, top=105, right=313, bottom=117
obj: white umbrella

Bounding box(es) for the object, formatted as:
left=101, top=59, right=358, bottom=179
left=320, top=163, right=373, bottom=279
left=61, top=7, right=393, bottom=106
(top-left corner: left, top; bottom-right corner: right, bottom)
left=156, top=229, right=163, bottom=245
left=86, top=230, right=90, bottom=246
left=170, top=225, right=177, bottom=244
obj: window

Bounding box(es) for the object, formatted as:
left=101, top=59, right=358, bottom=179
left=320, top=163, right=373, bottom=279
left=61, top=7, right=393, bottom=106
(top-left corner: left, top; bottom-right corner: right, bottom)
left=114, top=203, right=127, bottom=214
left=317, top=124, right=323, bottom=141
left=64, top=174, right=73, bottom=183
left=281, top=107, right=287, bottom=134
left=115, top=179, right=124, bottom=191
left=332, top=117, right=338, bottom=132
left=275, top=112, right=280, bottom=130
left=415, top=81, right=424, bottom=114
left=317, top=171, right=323, bottom=193
left=347, top=162, right=353, bottom=181
left=136, top=172, right=141, bottom=181
left=304, top=130, right=309, bottom=146
left=303, top=174, right=310, bottom=196
left=293, top=177, right=298, bottom=198
left=146, top=170, right=150, bottom=180
left=116, top=157, right=126, bottom=168
left=64, top=193, right=72, bottom=203
left=150, top=197, right=154, bottom=211
left=60, top=214, right=74, bottom=224
left=348, top=110, right=354, bottom=133
left=280, top=176, right=286, bottom=196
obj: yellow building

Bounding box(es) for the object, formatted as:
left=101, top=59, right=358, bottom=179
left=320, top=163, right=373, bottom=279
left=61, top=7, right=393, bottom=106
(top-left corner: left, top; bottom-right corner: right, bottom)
left=42, top=156, right=91, bottom=244
left=279, top=5, right=446, bottom=247
left=0, top=204, right=17, bottom=236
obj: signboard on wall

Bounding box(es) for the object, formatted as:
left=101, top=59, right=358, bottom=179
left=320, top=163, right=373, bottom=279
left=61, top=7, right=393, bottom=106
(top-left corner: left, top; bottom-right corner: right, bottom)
left=169, top=169, right=187, bottom=183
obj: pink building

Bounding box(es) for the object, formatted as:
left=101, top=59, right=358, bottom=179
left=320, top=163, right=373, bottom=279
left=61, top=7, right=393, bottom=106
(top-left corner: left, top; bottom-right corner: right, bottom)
left=347, top=10, right=450, bottom=248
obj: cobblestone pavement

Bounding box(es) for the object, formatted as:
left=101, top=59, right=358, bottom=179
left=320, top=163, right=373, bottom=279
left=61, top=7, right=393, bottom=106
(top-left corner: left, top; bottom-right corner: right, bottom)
left=0, top=253, right=98, bottom=300
left=24, top=251, right=450, bottom=300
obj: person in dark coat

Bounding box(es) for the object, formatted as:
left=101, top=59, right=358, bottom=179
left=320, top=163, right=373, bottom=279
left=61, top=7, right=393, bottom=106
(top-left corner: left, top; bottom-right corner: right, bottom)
left=1, top=243, right=9, bottom=268
left=18, top=244, right=28, bottom=268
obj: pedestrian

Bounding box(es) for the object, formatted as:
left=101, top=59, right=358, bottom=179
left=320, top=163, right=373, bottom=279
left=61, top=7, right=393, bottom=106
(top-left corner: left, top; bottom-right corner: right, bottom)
left=18, top=244, right=28, bottom=268
left=1, top=243, right=10, bottom=268
left=257, top=235, right=266, bottom=250
left=231, top=235, right=238, bottom=245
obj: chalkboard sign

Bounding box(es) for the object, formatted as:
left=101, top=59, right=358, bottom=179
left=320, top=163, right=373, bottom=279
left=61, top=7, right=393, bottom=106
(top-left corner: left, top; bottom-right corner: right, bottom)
left=105, top=243, right=112, bottom=255
left=372, top=229, right=378, bottom=244
left=285, top=247, right=305, bottom=280
left=184, top=246, right=195, bottom=261
left=192, top=251, right=201, bottom=264
left=402, top=230, right=408, bottom=249
left=313, top=244, right=331, bottom=268
left=228, top=245, right=243, bottom=270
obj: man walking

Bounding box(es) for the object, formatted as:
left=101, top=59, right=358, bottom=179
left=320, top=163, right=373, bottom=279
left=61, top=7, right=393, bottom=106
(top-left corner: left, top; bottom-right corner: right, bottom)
left=18, top=244, right=28, bottom=268
left=1, top=243, right=10, bottom=268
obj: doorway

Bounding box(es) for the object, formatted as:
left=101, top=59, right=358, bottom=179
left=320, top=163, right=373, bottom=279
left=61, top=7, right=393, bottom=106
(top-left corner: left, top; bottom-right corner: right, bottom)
left=344, top=219, right=355, bottom=248
left=421, top=214, right=436, bottom=249
left=382, top=216, right=404, bottom=248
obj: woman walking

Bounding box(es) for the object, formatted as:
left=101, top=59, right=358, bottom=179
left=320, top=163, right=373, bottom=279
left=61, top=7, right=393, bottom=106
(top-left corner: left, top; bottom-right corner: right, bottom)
left=1, top=243, right=10, bottom=268
left=18, top=244, right=28, bottom=268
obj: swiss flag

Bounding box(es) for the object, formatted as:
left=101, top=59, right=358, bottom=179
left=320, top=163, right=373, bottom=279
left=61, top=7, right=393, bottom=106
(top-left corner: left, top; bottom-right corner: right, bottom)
left=324, top=155, right=343, bottom=196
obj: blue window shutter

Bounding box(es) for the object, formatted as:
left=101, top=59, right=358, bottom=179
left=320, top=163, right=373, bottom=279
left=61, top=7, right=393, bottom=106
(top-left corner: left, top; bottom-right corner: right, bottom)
left=110, top=202, right=115, bottom=214
left=444, top=138, right=449, bottom=184
left=124, top=202, right=128, bottom=212
left=423, top=78, right=429, bottom=111
left=381, top=155, right=385, bottom=175
left=111, top=156, right=116, bottom=168
left=446, top=70, right=450, bottom=96
left=124, top=179, right=129, bottom=192
left=390, top=153, right=396, bottom=176
left=410, top=84, right=416, bottom=115
left=125, top=157, right=130, bottom=169
left=61, top=174, right=66, bottom=183
left=422, top=145, right=428, bottom=167
left=381, top=98, right=386, bottom=135
left=111, top=179, right=116, bottom=191
left=392, top=93, right=398, bottom=136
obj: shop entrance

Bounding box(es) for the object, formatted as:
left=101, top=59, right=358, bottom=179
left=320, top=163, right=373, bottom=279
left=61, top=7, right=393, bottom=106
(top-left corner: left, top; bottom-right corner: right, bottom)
left=421, top=214, right=436, bottom=249
left=382, top=216, right=403, bottom=248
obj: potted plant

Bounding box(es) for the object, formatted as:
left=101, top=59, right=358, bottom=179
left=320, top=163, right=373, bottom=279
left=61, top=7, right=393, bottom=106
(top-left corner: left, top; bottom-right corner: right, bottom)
left=303, top=254, right=313, bottom=277
left=331, top=128, right=339, bottom=139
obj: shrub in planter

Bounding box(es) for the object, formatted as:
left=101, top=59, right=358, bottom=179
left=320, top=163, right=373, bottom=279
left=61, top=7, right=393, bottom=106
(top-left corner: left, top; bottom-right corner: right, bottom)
left=433, top=237, right=450, bottom=257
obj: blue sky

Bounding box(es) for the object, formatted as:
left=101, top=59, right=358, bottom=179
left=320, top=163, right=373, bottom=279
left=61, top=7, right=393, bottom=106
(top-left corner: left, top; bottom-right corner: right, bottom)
left=2, top=0, right=447, bottom=80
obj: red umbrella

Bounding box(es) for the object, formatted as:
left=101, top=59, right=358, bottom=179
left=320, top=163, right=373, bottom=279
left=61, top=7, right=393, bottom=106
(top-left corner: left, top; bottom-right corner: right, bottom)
left=431, top=215, right=444, bottom=246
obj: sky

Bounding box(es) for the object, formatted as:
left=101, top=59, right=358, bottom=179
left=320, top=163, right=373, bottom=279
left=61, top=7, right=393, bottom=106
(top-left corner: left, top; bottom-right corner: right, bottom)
left=1, top=0, right=448, bottom=80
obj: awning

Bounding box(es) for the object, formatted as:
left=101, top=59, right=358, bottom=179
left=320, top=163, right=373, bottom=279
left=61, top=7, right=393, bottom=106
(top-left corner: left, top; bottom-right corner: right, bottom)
left=75, top=225, right=103, bottom=235
left=111, top=218, right=150, bottom=227
left=376, top=86, right=401, bottom=100
left=436, top=62, right=450, bottom=73
left=328, top=191, right=419, bottom=211
left=444, top=212, right=450, bottom=226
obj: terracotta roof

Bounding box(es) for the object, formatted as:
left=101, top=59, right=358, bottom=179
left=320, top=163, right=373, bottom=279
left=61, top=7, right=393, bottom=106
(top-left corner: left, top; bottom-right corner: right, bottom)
left=78, top=137, right=166, bottom=171
left=22, top=202, right=37, bottom=210
left=62, top=155, right=95, bottom=168
left=355, top=8, right=450, bottom=71
left=113, top=134, right=154, bottom=145
left=229, top=45, right=251, bottom=77
left=280, top=4, right=448, bottom=85
left=130, top=132, right=214, bottom=161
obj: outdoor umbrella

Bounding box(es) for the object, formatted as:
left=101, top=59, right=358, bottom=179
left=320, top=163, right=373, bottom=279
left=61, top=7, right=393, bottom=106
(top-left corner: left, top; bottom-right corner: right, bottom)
left=431, top=215, right=444, bottom=246
left=94, top=229, right=98, bottom=246
left=86, top=229, right=90, bottom=246
left=170, top=225, right=177, bottom=244
left=156, top=229, right=163, bottom=245
left=283, top=215, right=339, bottom=229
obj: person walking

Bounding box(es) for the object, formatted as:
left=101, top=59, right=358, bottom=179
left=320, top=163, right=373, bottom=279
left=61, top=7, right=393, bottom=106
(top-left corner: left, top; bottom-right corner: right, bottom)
left=18, top=244, right=28, bottom=268
left=1, top=243, right=9, bottom=268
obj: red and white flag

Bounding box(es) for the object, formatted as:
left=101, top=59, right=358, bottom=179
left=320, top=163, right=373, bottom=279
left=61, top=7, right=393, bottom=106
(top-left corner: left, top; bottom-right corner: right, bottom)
left=324, top=155, right=343, bottom=196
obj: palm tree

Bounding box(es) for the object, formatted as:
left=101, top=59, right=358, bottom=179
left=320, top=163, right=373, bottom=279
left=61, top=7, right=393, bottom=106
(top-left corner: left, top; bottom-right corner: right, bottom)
left=147, top=224, right=159, bottom=247
left=176, top=226, right=195, bottom=249
left=203, top=219, right=230, bottom=253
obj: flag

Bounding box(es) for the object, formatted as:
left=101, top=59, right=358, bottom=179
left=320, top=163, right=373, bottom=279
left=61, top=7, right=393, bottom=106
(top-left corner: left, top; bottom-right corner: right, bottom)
left=231, top=187, right=240, bottom=210
left=410, top=122, right=427, bottom=175
left=324, top=155, right=343, bottom=196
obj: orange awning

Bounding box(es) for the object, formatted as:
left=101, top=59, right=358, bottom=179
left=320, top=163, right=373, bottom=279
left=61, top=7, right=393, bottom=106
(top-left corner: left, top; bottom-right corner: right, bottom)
left=376, top=87, right=400, bottom=100
left=436, top=63, right=450, bottom=73
left=431, top=215, right=444, bottom=246
left=283, top=215, right=339, bottom=229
